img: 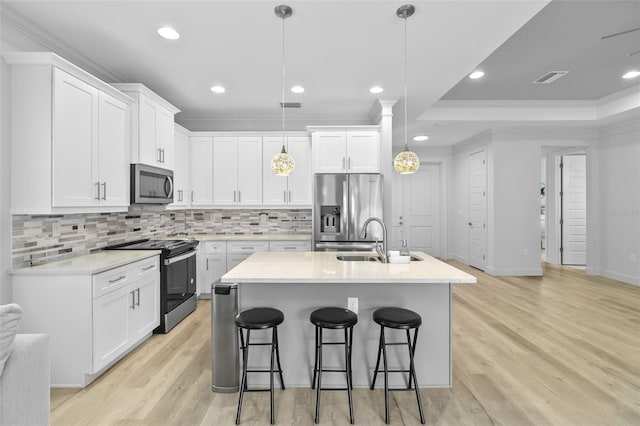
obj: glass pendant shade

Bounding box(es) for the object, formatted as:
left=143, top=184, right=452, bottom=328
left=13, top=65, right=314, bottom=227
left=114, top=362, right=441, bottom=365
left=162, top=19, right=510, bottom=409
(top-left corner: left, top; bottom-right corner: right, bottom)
left=394, top=145, right=420, bottom=174
left=271, top=146, right=295, bottom=176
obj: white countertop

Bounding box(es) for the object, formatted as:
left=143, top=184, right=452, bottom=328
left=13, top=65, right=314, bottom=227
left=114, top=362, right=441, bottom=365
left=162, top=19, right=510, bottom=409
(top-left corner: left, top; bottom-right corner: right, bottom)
left=221, top=251, right=477, bottom=284
left=9, top=250, right=161, bottom=275
left=170, top=233, right=310, bottom=241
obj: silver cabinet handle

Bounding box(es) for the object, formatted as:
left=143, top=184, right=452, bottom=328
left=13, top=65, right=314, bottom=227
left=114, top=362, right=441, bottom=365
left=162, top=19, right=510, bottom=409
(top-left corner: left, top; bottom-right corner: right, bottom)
left=284, top=190, right=287, bottom=203
left=130, top=290, right=135, bottom=309
left=95, top=182, right=101, bottom=200
left=158, top=148, right=162, bottom=162
left=142, top=264, right=155, bottom=271
left=342, top=157, right=346, bottom=170
left=101, top=182, right=106, bottom=200
left=206, top=258, right=209, bottom=270
left=161, top=149, right=165, bottom=163
left=233, top=190, right=236, bottom=203
left=238, top=190, right=241, bottom=203
left=109, top=275, right=126, bottom=283
left=289, top=190, right=292, bottom=202
left=191, top=190, right=194, bottom=203
left=348, top=157, right=351, bottom=170
left=136, top=288, right=141, bottom=307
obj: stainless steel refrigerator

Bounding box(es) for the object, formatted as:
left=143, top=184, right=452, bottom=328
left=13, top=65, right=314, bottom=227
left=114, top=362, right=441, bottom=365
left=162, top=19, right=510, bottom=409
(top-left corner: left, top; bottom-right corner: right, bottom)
left=313, top=173, right=384, bottom=251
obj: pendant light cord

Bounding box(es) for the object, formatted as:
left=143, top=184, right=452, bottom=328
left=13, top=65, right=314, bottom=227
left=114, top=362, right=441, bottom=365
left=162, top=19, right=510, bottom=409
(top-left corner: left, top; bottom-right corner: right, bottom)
left=403, top=12, right=408, bottom=150
left=281, top=14, right=286, bottom=147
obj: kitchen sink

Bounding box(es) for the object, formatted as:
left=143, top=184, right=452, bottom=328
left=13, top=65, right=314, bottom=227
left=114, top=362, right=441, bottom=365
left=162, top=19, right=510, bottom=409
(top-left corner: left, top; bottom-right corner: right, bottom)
left=336, top=254, right=423, bottom=262
left=336, top=255, right=381, bottom=262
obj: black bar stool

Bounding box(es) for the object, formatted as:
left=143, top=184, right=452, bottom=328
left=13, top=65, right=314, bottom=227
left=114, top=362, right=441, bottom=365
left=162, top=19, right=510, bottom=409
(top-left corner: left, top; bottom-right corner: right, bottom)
left=370, top=307, right=425, bottom=424
left=310, top=307, right=357, bottom=424
left=235, top=307, right=285, bottom=425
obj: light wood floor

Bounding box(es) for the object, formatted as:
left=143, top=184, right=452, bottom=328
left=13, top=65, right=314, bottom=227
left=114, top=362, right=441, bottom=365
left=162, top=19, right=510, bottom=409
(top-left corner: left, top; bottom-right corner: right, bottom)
left=50, top=262, right=640, bottom=425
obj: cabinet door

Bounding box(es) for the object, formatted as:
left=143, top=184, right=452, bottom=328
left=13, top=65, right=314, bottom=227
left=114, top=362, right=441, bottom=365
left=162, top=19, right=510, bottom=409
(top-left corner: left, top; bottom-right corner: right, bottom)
left=347, top=131, right=380, bottom=173
left=130, top=276, right=160, bottom=342
left=139, top=95, right=159, bottom=166
left=287, top=136, right=312, bottom=205
left=237, top=136, right=262, bottom=205
left=98, top=92, right=129, bottom=207
left=172, top=128, right=190, bottom=206
left=92, top=285, right=132, bottom=372
left=269, top=241, right=311, bottom=251
left=156, top=107, right=174, bottom=169
left=190, top=136, right=214, bottom=205
left=312, top=132, right=347, bottom=173
left=200, top=255, right=226, bottom=296
left=52, top=68, right=99, bottom=207
left=212, top=136, right=238, bottom=205
left=262, top=137, right=289, bottom=205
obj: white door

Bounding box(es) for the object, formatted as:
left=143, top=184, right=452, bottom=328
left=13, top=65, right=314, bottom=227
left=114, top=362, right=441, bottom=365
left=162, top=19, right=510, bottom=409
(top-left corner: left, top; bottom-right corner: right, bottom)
left=130, top=277, right=160, bottom=341
left=97, top=92, right=128, bottom=207
left=212, top=136, right=238, bottom=205
left=287, top=136, right=312, bottom=205
left=52, top=68, right=99, bottom=207
left=237, top=136, right=263, bottom=205
left=403, top=164, right=441, bottom=257
left=156, top=107, right=174, bottom=169
left=190, top=136, right=214, bottom=205
left=172, top=128, right=190, bottom=206
left=469, top=150, right=487, bottom=270
left=561, top=154, right=587, bottom=265
left=92, top=285, right=131, bottom=372
left=262, top=136, right=289, bottom=205
left=139, top=95, right=159, bottom=166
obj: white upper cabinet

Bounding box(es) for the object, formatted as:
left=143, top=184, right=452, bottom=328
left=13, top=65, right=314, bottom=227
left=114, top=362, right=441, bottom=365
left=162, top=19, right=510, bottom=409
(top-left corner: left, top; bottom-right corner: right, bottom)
left=262, top=135, right=312, bottom=206
left=171, top=124, right=190, bottom=208
left=5, top=52, right=133, bottom=214
left=213, top=136, right=262, bottom=206
left=111, top=83, right=180, bottom=170
left=309, top=127, right=381, bottom=174
left=190, top=136, right=214, bottom=206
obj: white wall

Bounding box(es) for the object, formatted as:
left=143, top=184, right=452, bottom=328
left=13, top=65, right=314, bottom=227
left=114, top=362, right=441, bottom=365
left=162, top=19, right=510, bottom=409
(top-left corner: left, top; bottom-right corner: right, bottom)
left=595, top=119, right=640, bottom=285
left=0, top=56, right=11, bottom=304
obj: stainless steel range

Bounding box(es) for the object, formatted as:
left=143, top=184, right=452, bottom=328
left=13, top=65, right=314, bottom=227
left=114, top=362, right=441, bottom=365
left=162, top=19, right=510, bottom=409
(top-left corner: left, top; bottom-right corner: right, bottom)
left=106, top=239, right=198, bottom=333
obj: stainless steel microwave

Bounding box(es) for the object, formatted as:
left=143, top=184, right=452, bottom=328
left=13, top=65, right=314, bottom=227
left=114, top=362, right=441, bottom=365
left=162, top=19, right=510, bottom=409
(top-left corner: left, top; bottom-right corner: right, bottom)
left=131, top=163, right=174, bottom=204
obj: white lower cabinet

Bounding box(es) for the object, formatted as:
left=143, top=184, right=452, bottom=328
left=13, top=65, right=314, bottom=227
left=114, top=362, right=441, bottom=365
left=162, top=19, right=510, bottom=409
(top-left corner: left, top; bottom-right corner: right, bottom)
left=269, top=241, right=311, bottom=252
left=12, top=256, right=160, bottom=387
left=226, top=241, right=270, bottom=271
left=197, top=241, right=227, bottom=298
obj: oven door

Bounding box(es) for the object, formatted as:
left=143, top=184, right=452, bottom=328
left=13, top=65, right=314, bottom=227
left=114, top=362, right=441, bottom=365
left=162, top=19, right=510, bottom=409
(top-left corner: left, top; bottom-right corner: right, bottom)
left=164, top=250, right=197, bottom=313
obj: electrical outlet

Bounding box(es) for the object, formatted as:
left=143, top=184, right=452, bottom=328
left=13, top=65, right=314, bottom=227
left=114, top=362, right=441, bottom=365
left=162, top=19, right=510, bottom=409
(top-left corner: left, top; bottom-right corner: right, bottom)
left=347, top=297, right=358, bottom=314
left=630, top=253, right=637, bottom=263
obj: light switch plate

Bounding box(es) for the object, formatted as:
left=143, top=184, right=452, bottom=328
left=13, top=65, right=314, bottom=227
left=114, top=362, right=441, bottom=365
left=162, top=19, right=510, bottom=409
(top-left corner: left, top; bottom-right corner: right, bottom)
left=347, top=297, right=358, bottom=314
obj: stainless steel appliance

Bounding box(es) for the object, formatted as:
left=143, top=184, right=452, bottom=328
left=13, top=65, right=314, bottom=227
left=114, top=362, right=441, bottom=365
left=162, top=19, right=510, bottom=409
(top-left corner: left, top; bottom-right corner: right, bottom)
left=313, top=173, right=384, bottom=251
left=106, top=239, right=198, bottom=333
left=131, top=163, right=174, bottom=204
left=211, top=280, right=239, bottom=393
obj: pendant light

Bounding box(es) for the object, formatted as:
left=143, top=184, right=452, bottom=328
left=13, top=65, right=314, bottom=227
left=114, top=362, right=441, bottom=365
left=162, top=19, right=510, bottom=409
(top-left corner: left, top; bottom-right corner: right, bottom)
left=271, top=5, right=295, bottom=176
left=394, top=4, right=420, bottom=175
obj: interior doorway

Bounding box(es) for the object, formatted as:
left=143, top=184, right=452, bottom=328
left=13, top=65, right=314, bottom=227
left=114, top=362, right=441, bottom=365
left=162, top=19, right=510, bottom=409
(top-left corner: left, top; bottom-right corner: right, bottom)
left=468, top=150, right=487, bottom=271
left=560, top=154, right=587, bottom=266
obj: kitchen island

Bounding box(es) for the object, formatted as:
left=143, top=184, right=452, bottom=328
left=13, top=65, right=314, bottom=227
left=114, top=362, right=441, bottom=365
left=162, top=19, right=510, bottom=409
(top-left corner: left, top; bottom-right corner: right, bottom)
left=220, top=251, right=476, bottom=388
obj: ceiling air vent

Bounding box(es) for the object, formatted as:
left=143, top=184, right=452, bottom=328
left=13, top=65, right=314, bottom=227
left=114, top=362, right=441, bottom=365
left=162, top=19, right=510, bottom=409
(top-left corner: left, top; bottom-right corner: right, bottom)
left=532, top=71, right=569, bottom=84
left=280, top=102, right=301, bottom=108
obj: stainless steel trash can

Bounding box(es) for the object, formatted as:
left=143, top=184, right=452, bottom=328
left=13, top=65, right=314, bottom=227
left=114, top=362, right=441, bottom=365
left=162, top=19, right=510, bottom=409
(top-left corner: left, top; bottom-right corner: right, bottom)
left=211, top=281, right=239, bottom=393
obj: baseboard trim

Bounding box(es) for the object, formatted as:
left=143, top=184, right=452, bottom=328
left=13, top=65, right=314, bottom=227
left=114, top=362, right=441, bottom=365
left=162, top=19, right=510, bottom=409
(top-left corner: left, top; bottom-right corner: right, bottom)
left=485, top=267, right=543, bottom=276
left=599, top=269, right=640, bottom=286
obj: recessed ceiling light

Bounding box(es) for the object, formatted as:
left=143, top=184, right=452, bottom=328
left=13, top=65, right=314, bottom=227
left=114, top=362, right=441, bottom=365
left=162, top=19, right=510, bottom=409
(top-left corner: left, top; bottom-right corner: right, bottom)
left=157, top=27, right=180, bottom=40
left=369, top=86, right=384, bottom=94
left=469, top=70, right=484, bottom=79
left=622, top=70, right=640, bottom=79
left=413, top=135, right=429, bottom=141
left=291, top=85, right=304, bottom=93
left=210, top=85, right=226, bottom=94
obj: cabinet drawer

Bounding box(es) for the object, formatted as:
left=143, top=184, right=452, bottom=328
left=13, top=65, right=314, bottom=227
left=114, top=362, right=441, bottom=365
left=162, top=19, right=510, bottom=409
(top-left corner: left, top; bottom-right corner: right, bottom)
left=201, top=241, right=226, bottom=254
left=227, top=241, right=269, bottom=254
left=269, top=241, right=311, bottom=252
left=92, top=257, right=158, bottom=299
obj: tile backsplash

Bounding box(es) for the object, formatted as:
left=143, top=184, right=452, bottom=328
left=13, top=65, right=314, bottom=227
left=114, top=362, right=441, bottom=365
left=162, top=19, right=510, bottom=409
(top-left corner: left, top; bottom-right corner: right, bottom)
left=12, top=209, right=311, bottom=268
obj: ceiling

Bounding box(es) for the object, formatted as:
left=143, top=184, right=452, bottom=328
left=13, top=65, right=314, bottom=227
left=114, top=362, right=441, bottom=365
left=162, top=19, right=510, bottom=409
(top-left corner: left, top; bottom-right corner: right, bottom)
left=1, top=0, right=639, bottom=148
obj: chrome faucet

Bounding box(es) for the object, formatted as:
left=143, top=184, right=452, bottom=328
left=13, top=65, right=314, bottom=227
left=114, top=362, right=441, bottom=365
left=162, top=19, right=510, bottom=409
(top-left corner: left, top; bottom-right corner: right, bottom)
left=360, top=217, right=388, bottom=263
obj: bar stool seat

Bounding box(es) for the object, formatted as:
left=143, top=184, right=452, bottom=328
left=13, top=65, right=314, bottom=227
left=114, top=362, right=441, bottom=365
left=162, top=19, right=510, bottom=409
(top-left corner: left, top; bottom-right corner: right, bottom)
left=310, top=307, right=357, bottom=424
left=235, top=307, right=285, bottom=425
left=371, top=307, right=425, bottom=424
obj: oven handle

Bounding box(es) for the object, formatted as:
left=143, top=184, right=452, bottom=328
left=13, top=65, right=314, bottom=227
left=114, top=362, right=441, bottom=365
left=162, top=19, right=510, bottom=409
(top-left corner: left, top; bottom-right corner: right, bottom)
left=164, top=250, right=196, bottom=266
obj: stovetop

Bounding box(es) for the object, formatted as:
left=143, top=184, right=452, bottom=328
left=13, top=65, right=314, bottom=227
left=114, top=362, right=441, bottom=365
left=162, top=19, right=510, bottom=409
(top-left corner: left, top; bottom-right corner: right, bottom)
left=105, top=239, right=198, bottom=256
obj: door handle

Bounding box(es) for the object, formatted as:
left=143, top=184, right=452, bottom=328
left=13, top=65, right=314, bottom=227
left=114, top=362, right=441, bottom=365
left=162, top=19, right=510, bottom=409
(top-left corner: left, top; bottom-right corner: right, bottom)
left=288, top=190, right=291, bottom=202
left=130, top=290, right=135, bottom=309
left=342, top=157, right=346, bottom=171
left=95, top=182, right=100, bottom=200
left=101, top=182, right=107, bottom=200
left=158, top=148, right=162, bottom=163
left=284, top=190, right=287, bottom=203
left=348, top=157, right=351, bottom=170
left=238, top=190, right=241, bottom=203
left=136, top=288, right=141, bottom=307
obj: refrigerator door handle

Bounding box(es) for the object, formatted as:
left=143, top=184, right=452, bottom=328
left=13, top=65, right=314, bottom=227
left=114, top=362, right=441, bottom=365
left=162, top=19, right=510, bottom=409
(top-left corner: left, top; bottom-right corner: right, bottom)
left=342, top=179, right=349, bottom=239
